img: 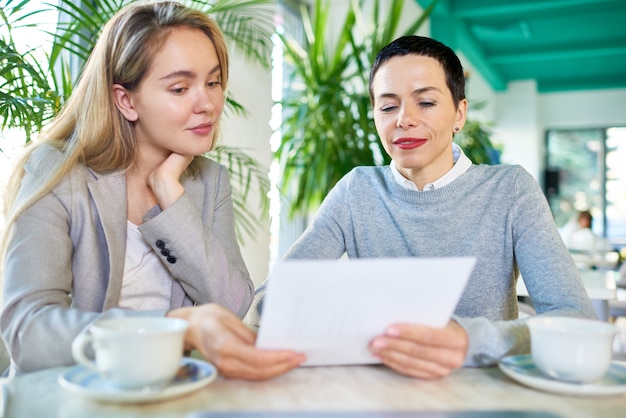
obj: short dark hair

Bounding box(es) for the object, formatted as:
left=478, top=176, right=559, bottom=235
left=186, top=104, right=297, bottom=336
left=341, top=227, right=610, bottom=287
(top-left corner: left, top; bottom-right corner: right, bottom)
left=369, top=35, right=466, bottom=107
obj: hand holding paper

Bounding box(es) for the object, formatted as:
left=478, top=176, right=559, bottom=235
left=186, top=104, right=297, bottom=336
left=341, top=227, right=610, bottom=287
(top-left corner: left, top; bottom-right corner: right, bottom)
left=256, top=257, right=476, bottom=366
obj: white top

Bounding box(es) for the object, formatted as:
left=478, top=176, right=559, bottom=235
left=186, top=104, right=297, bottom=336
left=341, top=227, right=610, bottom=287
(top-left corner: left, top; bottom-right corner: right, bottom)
left=390, top=143, right=472, bottom=191
left=119, top=221, right=173, bottom=310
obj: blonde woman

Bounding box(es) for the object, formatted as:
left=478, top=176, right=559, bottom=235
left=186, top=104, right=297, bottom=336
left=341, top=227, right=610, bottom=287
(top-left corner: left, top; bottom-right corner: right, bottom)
left=0, top=1, right=303, bottom=380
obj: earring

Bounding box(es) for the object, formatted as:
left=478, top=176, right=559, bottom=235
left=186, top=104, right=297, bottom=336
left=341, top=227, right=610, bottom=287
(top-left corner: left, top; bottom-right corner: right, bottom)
left=454, top=127, right=460, bottom=132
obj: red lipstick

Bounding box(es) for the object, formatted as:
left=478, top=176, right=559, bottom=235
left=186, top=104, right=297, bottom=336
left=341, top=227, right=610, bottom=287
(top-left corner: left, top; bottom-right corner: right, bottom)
left=393, top=138, right=426, bottom=150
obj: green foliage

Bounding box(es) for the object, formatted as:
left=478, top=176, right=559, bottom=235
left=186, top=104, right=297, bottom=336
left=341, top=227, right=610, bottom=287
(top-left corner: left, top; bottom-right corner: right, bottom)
left=211, top=145, right=271, bottom=238
left=276, top=0, right=500, bottom=218
left=276, top=0, right=441, bottom=217
left=453, top=99, right=501, bottom=165
left=454, top=120, right=500, bottom=165
left=0, top=0, right=61, bottom=141
left=0, top=0, right=275, bottom=240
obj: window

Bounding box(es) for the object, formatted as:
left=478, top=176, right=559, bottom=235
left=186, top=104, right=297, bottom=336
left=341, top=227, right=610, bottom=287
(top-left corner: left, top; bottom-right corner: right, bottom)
left=545, top=127, right=626, bottom=249
left=269, top=0, right=308, bottom=264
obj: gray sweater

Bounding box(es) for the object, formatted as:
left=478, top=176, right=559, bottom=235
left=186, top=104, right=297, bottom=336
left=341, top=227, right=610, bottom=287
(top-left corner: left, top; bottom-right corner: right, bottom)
left=255, top=163, right=596, bottom=367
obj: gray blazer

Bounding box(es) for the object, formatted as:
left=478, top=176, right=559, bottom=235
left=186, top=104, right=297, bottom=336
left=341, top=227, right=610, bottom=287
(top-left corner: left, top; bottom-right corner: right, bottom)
left=1, top=145, right=254, bottom=374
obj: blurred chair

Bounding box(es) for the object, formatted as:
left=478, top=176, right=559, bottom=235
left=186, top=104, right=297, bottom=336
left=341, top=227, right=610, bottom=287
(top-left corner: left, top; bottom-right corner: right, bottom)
left=518, top=300, right=536, bottom=318
left=0, top=338, right=9, bottom=376
left=609, top=263, right=626, bottom=320
left=569, top=249, right=619, bottom=270
left=610, top=301, right=626, bottom=319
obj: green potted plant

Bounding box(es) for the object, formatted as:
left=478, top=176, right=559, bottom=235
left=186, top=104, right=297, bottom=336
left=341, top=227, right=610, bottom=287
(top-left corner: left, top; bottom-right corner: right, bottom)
left=275, top=0, right=499, bottom=218
left=0, top=0, right=274, bottom=239
left=454, top=99, right=501, bottom=165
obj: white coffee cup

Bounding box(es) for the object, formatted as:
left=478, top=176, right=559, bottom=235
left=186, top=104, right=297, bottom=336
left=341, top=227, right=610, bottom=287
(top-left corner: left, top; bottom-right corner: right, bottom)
left=526, top=316, right=616, bottom=383
left=72, top=316, right=189, bottom=389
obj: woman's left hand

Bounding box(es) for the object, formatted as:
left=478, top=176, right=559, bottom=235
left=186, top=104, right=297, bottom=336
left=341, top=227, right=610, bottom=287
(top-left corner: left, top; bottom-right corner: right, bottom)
left=369, top=320, right=468, bottom=379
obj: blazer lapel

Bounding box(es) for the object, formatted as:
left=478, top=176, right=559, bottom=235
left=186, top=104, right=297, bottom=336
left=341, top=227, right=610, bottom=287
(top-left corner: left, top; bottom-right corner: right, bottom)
left=88, top=172, right=127, bottom=309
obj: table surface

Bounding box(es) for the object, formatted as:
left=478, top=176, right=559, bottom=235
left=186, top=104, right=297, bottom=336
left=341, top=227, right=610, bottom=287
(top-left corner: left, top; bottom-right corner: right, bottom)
left=3, top=363, right=625, bottom=418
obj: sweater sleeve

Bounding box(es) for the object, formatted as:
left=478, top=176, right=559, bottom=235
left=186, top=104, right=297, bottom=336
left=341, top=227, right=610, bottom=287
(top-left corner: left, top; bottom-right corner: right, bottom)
left=456, top=167, right=596, bottom=367
left=247, top=172, right=354, bottom=328
left=284, top=173, right=353, bottom=260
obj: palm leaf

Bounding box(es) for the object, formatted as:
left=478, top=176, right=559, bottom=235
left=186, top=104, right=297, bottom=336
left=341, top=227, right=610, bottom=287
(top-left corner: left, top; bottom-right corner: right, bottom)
left=207, top=0, right=275, bottom=69
left=275, top=0, right=435, bottom=217
left=207, top=145, right=270, bottom=240
left=0, top=1, right=58, bottom=141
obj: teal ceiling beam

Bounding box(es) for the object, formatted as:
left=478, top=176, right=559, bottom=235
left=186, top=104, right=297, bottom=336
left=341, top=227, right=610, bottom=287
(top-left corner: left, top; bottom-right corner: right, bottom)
left=416, top=0, right=451, bottom=15
left=429, top=14, right=507, bottom=91
left=454, top=20, right=507, bottom=91
left=540, top=77, right=626, bottom=93
left=490, top=45, right=626, bottom=64
left=413, top=0, right=626, bottom=92
left=450, top=0, right=622, bottom=18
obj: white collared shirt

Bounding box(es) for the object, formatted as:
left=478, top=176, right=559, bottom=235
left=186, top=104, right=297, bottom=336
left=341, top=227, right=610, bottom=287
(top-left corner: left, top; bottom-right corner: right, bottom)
left=390, top=143, right=472, bottom=191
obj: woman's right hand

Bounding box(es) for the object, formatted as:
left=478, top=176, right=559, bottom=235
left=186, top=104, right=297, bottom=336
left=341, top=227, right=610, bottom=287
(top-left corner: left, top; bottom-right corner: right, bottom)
left=167, top=304, right=306, bottom=380
left=147, top=153, right=194, bottom=210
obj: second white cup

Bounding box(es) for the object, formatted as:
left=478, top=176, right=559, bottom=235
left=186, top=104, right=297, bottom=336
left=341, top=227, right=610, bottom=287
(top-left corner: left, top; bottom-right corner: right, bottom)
left=527, top=316, right=616, bottom=383
left=72, top=316, right=189, bottom=389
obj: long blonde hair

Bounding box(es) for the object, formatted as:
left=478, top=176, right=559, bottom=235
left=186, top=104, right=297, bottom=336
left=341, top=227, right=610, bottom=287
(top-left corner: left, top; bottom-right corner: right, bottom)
left=1, top=0, right=229, bottom=262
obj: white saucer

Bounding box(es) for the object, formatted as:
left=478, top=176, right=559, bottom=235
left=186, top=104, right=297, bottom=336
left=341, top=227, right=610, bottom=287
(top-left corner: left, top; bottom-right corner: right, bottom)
left=58, top=357, right=217, bottom=403
left=499, top=354, right=626, bottom=397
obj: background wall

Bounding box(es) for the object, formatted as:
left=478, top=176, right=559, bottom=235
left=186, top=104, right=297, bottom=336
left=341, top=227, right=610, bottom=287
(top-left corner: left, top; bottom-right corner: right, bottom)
left=461, top=53, right=626, bottom=181
left=222, top=50, right=273, bottom=286
left=495, top=85, right=626, bottom=180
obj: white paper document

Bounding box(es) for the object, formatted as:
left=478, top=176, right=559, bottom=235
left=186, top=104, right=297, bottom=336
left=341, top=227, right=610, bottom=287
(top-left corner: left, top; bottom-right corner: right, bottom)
left=256, top=257, right=476, bottom=366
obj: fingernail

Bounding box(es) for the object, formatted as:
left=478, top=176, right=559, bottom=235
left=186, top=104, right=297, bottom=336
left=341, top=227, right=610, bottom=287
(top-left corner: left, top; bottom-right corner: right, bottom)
left=372, top=338, right=386, bottom=350
left=386, top=326, right=400, bottom=337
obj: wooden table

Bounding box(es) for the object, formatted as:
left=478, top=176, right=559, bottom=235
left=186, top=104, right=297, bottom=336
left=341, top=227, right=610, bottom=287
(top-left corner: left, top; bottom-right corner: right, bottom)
left=2, top=363, right=625, bottom=418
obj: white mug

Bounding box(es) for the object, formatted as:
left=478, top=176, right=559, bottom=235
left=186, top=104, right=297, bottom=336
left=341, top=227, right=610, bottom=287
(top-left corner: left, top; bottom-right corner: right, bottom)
left=72, top=316, right=189, bottom=389
left=527, top=316, right=616, bottom=383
